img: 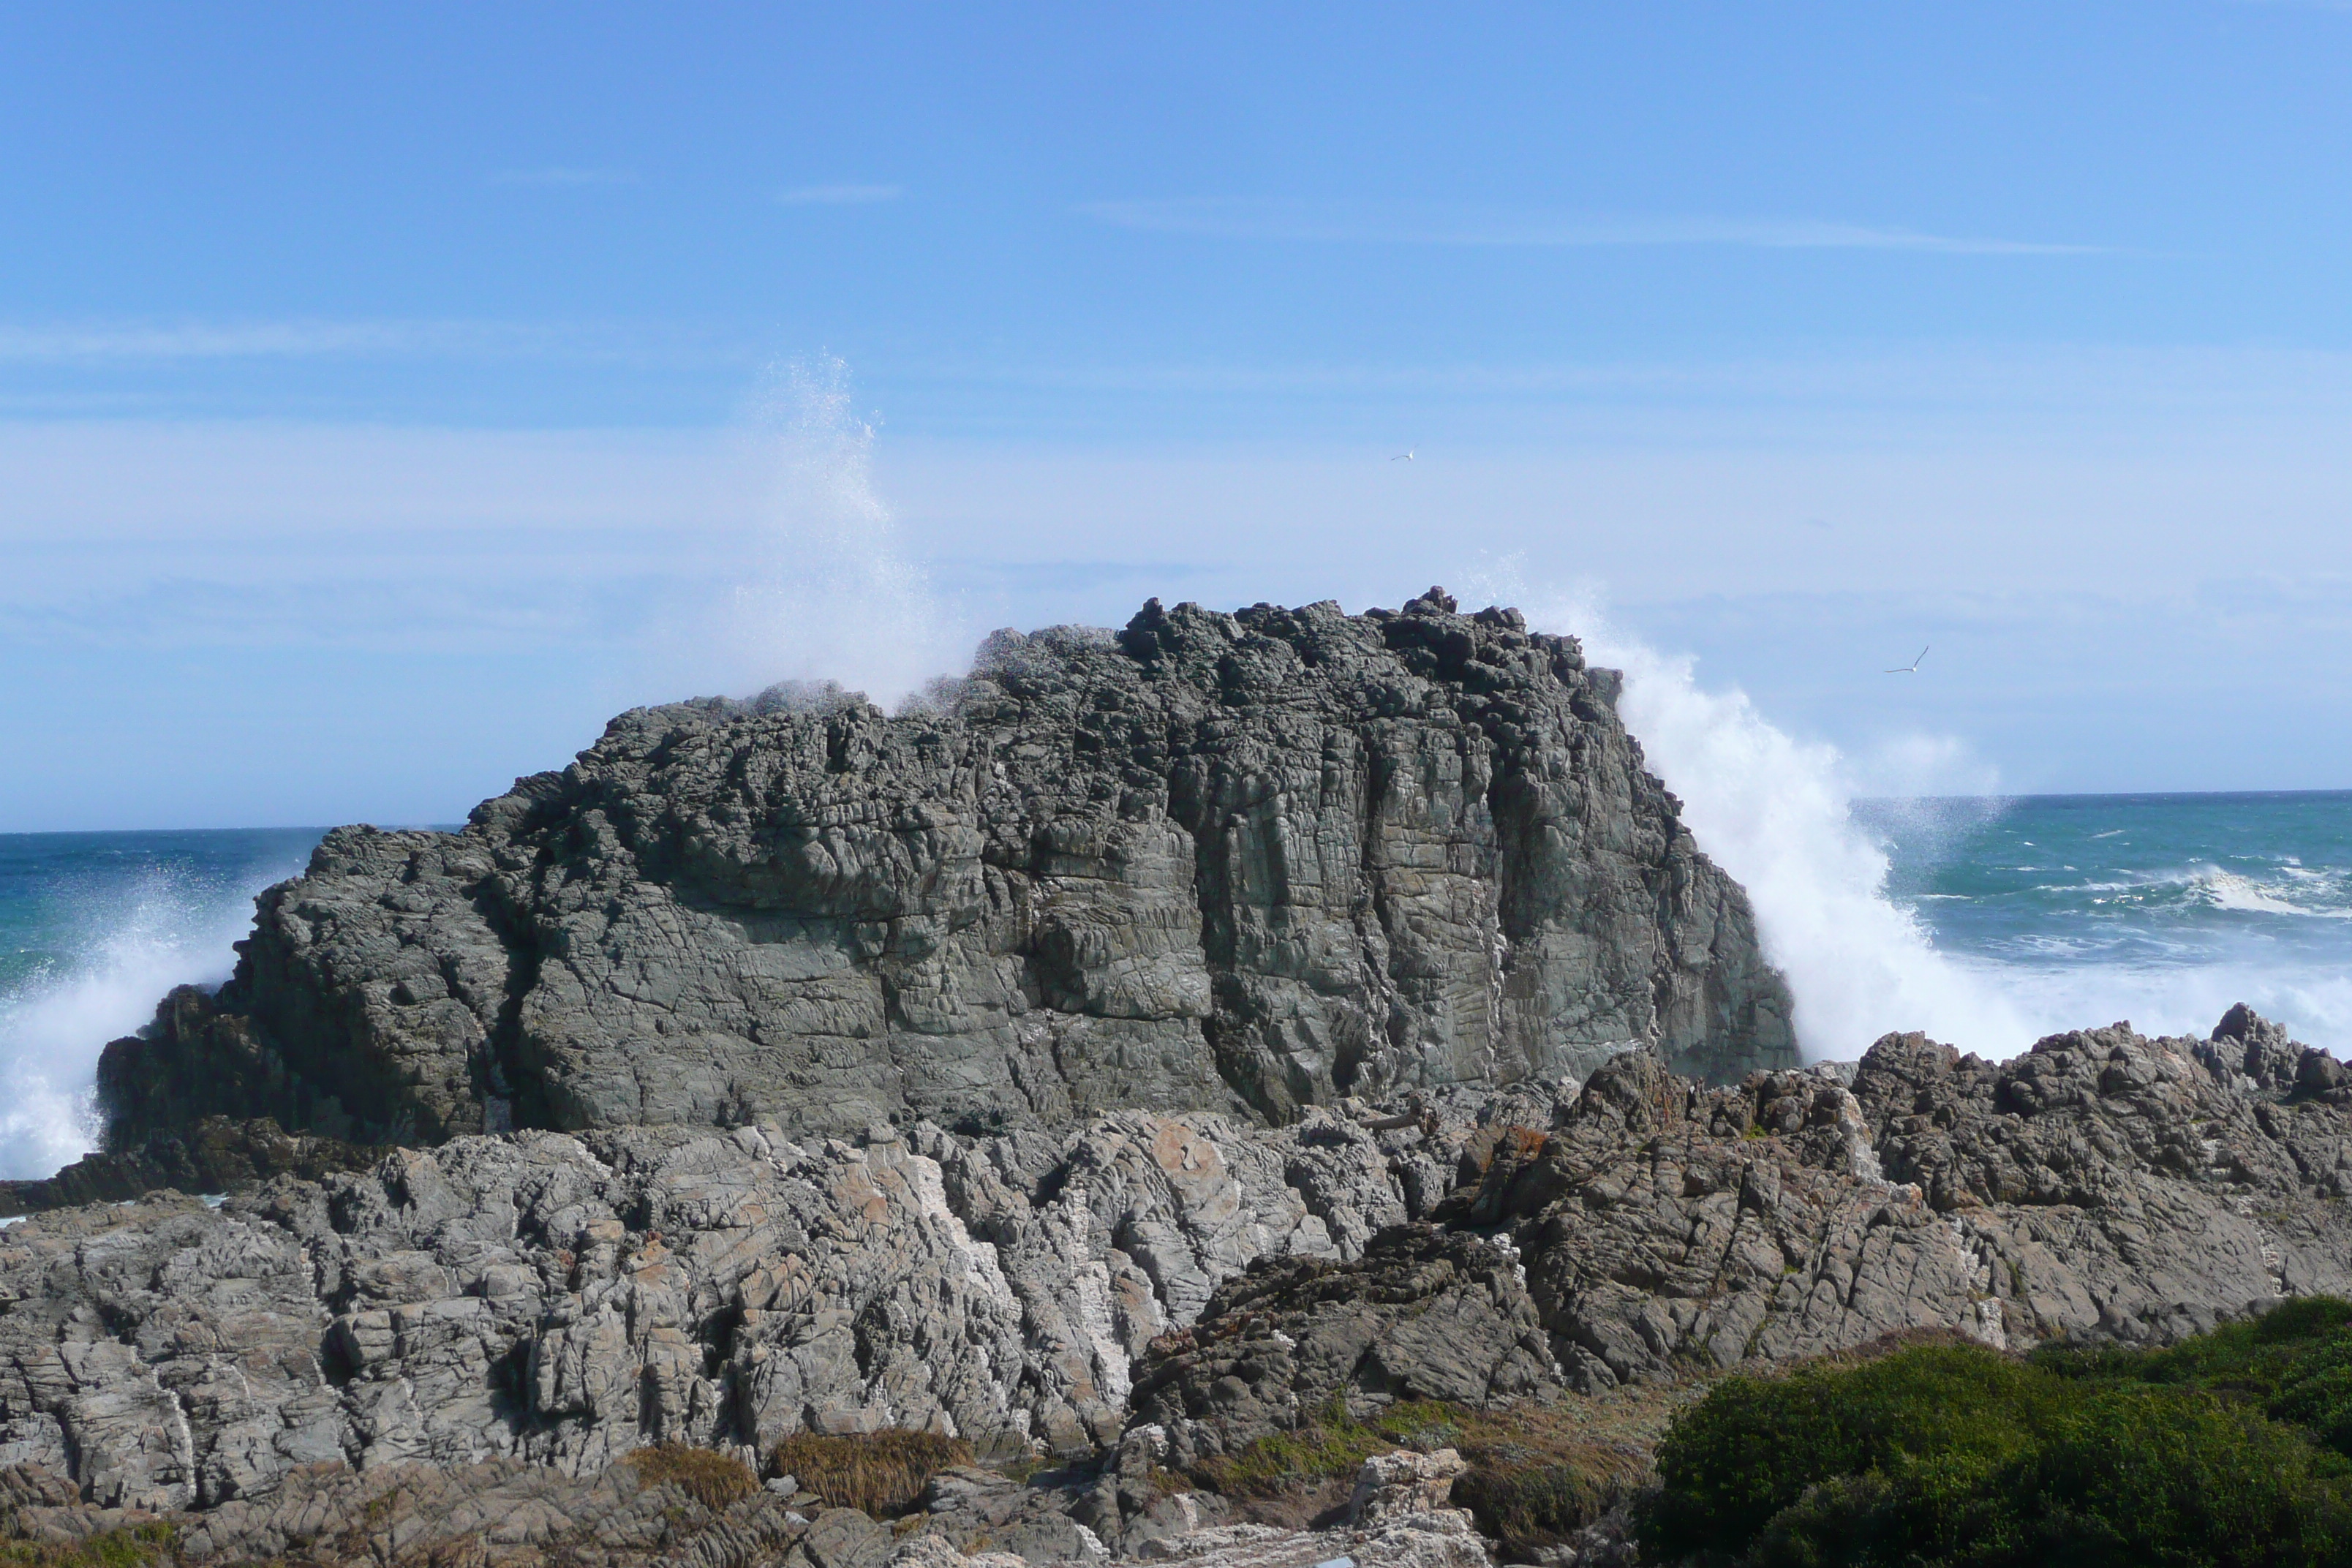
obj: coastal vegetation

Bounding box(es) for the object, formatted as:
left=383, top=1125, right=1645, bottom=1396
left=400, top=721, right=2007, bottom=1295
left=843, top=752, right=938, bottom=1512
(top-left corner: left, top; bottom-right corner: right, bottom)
left=769, top=1431, right=975, bottom=1518
left=1644, top=1297, right=2352, bottom=1566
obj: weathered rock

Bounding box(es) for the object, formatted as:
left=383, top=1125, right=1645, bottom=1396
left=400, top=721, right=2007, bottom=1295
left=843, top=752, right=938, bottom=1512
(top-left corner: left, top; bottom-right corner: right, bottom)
left=98, top=592, right=1796, bottom=1156
left=1349, top=1448, right=1470, bottom=1529
left=1131, top=1227, right=1561, bottom=1460
left=1503, top=1011, right=2352, bottom=1390
left=0, top=1098, right=1463, bottom=1512
left=13, top=1005, right=2352, bottom=1566
left=1127, top=1513, right=1494, bottom=1568
left=0, top=1452, right=858, bottom=1568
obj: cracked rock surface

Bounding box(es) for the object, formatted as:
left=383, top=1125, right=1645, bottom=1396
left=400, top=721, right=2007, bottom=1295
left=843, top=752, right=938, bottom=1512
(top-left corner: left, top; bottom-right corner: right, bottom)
left=8, top=1009, right=2352, bottom=1564
left=1495, top=1012, right=2352, bottom=1392
left=97, top=591, right=1796, bottom=1154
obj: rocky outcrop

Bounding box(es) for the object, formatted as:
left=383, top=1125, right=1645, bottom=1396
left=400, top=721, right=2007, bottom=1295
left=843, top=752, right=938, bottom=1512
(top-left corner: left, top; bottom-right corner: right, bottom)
left=0, top=1115, right=384, bottom=1218
left=0, top=1440, right=1489, bottom=1568
left=0, top=1450, right=886, bottom=1568
left=1129, top=1226, right=1560, bottom=1462
left=1493, top=1013, right=2352, bottom=1391
left=0, top=1101, right=1458, bottom=1513
left=12, top=1007, right=2352, bottom=1566
left=96, top=591, right=1796, bottom=1156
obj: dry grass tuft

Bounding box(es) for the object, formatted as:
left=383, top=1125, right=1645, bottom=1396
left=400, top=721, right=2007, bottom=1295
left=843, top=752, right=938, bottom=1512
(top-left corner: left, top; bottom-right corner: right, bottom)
left=771, top=1430, right=973, bottom=1518
left=626, top=1444, right=760, bottom=1512
left=1188, top=1395, right=1658, bottom=1559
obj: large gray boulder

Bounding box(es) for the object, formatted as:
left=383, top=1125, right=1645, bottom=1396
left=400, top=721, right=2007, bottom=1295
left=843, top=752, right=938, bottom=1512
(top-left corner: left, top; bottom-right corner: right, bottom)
left=99, top=590, right=1795, bottom=1151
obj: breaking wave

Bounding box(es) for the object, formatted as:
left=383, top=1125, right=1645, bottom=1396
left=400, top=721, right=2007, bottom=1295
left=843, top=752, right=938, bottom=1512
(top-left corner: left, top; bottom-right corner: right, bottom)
left=0, top=844, right=306, bottom=1178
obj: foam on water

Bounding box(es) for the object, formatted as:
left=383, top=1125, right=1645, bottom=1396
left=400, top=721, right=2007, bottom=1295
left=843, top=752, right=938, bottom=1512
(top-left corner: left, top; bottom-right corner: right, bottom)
left=1501, top=584, right=2352, bottom=1062
left=0, top=838, right=309, bottom=1178
left=1545, top=613, right=2039, bottom=1061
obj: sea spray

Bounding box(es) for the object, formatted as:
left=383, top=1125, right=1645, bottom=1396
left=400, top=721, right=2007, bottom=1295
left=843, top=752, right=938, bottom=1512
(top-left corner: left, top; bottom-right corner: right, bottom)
left=0, top=833, right=311, bottom=1178
left=1507, top=583, right=2352, bottom=1059
left=712, top=355, right=974, bottom=708
left=1586, top=630, right=2037, bottom=1060
left=1482, top=578, right=2036, bottom=1061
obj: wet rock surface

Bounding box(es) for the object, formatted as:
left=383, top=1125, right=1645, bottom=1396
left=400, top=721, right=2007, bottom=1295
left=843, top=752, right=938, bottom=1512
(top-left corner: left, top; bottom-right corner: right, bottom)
left=0, top=1115, right=385, bottom=1219
left=97, top=592, right=1796, bottom=1155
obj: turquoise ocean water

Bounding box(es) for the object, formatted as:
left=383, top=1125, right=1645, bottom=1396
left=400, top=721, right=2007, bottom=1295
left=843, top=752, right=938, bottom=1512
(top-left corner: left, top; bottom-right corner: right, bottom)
left=2, top=794, right=2348, bottom=1179
left=1852, top=791, right=2352, bottom=1055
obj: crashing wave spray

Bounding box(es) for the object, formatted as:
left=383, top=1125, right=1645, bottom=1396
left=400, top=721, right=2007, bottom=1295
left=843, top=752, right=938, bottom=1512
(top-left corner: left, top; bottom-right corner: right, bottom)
left=0, top=861, right=291, bottom=1179
left=1490, top=581, right=2036, bottom=1060
left=715, top=355, right=971, bottom=708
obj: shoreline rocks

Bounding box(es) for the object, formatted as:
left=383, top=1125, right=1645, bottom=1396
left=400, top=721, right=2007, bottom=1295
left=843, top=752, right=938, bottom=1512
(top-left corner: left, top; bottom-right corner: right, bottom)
left=5, top=1008, right=2352, bottom=1564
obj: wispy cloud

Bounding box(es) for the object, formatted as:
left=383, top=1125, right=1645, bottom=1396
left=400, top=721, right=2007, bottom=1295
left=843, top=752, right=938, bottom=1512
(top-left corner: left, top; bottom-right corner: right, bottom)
left=489, top=167, right=640, bottom=187
left=1079, top=198, right=2103, bottom=255
left=0, top=318, right=738, bottom=364
left=776, top=184, right=903, bottom=206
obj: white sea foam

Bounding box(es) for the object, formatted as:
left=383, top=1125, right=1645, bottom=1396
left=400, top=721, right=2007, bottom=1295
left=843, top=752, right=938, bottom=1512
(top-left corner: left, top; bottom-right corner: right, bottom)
left=1445, top=572, right=2352, bottom=1060
left=1591, top=643, right=2036, bottom=1058
left=2192, top=865, right=2352, bottom=919
left=0, top=865, right=286, bottom=1179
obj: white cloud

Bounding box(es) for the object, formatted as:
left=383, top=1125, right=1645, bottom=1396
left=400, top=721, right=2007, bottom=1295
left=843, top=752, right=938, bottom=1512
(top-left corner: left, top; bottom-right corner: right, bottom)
left=882, top=341, right=2352, bottom=416
left=776, top=183, right=903, bottom=206
left=1078, top=197, right=2104, bottom=255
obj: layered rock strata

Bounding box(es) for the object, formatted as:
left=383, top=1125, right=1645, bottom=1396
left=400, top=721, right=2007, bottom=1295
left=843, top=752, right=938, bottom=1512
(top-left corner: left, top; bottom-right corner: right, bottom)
left=6, top=1007, right=2351, bottom=1547
left=96, top=590, right=1798, bottom=1155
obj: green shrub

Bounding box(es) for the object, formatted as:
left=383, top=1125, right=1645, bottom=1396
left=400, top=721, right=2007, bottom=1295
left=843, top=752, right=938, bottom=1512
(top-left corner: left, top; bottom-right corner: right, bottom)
left=2035, top=1294, right=2352, bottom=1465
left=770, top=1429, right=973, bottom=1517
left=1643, top=1339, right=2352, bottom=1567
left=0, top=1523, right=177, bottom=1568
left=1645, top=1346, right=2054, bottom=1562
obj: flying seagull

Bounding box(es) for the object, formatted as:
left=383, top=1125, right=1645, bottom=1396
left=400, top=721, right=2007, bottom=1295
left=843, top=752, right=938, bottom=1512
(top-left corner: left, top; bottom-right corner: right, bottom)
left=1390, top=448, right=1415, bottom=461
left=1885, top=646, right=1930, bottom=674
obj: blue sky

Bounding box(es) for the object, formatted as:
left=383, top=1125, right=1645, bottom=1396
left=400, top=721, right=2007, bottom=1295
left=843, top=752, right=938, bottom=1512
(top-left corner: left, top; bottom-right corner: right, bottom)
left=6, top=3, right=2352, bottom=829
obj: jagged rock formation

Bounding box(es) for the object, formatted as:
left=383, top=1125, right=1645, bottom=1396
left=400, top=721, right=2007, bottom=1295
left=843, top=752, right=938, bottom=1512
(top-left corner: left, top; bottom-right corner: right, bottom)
left=0, top=1104, right=1450, bottom=1513
left=7, top=1006, right=2352, bottom=1560
left=95, top=590, right=1796, bottom=1156
left=1128, top=1226, right=1559, bottom=1463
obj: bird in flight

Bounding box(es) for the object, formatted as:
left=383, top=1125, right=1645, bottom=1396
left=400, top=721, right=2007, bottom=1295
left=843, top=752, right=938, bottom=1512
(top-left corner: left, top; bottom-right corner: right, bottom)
left=1885, top=646, right=1930, bottom=674
left=1390, top=448, right=1415, bottom=461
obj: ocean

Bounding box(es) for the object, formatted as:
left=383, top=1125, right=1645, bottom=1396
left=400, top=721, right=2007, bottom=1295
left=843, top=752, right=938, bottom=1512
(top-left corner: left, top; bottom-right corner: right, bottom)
left=0, top=828, right=321, bottom=1179
left=1, top=796, right=2348, bottom=1180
